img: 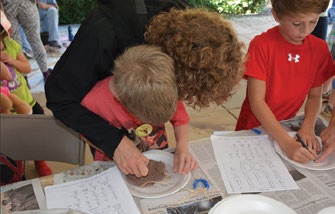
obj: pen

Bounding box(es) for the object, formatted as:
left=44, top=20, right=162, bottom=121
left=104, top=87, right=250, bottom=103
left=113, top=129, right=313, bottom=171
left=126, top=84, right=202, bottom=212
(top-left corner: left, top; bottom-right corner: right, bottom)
left=295, top=133, right=311, bottom=152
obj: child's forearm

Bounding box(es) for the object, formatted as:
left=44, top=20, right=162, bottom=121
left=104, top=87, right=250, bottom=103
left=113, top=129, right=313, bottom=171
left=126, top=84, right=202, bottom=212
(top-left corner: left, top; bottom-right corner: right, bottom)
left=173, top=124, right=189, bottom=151
left=0, top=61, right=12, bottom=80
left=329, top=106, right=335, bottom=127
left=330, top=94, right=335, bottom=127
left=10, top=53, right=31, bottom=74
left=251, top=99, right=292, bottom=150
left=300, top=88, right=322, bottom=133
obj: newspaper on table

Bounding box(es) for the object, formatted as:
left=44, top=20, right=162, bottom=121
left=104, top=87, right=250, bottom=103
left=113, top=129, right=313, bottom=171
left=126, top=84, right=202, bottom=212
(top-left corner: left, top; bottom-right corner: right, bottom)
left=261, top=163, right=335, bottom=214
left=1, top=161, right=114, bottom=213
left=189, top=115, right=335, bottom=214
left=53, top=161, right=115, bottom=184
left=1, top=178, right=47, bottom=212
left=1, top=115, right=332, bottom=214
left=139, top=166, right=223, bottom=214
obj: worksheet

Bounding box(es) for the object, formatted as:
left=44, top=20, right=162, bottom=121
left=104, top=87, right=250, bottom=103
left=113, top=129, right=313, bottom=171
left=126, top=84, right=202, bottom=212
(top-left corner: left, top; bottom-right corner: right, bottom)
left=44, top=166, right=140, bottom=214
left=211, top=135, right=299, bottom=193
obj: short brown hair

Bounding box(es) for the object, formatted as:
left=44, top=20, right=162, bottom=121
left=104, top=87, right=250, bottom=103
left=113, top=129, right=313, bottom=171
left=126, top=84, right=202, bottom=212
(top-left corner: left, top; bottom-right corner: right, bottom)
left=271, top=0, right=330, bottom=18
left=145, top=8, right=245, bottom=109
left=113, top=45, right=177, bottom=125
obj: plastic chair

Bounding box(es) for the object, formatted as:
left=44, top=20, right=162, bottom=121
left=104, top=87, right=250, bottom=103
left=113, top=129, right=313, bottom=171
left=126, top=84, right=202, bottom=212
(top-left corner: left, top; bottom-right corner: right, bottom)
left=0, top=114, right=85, bottom=166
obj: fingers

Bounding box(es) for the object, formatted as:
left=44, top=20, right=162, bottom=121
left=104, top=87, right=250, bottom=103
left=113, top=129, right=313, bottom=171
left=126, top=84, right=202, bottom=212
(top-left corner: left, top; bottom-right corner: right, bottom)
left=290, top=141, right=317, bottom=163
left=113, top=136, right=149, bottom=177
left=174, top=154, right=198, bottom=174
left=315, top=151, right=329, bottom=163
left=315, top=142, right=335, bottom=163
left=305, top=137, right=321, bottom=154
left=116, top=155, right=149, bottom=177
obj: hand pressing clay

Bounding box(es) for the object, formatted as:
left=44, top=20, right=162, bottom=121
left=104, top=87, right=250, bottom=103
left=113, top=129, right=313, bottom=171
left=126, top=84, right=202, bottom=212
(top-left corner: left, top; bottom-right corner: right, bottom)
left=126, top=159, right=167, bottom=187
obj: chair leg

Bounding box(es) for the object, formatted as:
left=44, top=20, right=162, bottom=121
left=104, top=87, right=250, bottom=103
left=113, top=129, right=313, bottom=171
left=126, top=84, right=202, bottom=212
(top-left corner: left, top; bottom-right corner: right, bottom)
left=34, top=160, right=52, bottom=177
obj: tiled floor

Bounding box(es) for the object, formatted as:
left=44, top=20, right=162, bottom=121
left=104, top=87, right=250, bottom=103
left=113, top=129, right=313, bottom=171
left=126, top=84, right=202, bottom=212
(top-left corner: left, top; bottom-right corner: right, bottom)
left=24, top=14, right=331, bottom=179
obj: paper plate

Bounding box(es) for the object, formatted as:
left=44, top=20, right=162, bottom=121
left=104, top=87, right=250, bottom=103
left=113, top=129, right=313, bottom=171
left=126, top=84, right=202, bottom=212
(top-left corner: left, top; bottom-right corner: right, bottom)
left=122, top=150, right=191, bottom=198
left=317, top=206, right=335, bottom=214
left=209, top=194, right=296, bottom=214
left=274, top=132, right=335, bottom=170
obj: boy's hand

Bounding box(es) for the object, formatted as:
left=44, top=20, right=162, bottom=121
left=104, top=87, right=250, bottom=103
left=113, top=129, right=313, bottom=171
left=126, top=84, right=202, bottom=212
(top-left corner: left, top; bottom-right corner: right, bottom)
left=284, top=138, right=317, bottom=163
left=173, top=147, right=198, bottom=174
left=113, top=136, right=149, bottom=178
left=297, top=131, right=321, bottom=153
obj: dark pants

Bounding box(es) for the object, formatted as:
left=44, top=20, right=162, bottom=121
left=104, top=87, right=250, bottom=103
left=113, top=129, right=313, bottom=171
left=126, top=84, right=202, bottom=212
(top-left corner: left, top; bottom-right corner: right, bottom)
left=32, top=102, right=45, bottom=115
left=311, top=16, right=329, bottom=40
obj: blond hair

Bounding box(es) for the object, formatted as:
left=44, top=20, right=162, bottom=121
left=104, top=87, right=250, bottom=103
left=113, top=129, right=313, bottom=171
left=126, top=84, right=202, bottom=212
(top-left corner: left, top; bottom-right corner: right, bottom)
left=271, top=0, right=330, bottom=18
left=145, top=8, right=245, bottom=109
left=113, top=45, right=177, bottom=125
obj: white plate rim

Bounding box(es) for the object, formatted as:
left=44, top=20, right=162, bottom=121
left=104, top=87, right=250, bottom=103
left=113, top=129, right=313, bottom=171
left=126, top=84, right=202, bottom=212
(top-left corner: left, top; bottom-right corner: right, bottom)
left=317, top=206, right=335, bottom=214
left=209, top=194, right=296, bottom=214
left=123, top=150, right=191, bottom=199
left=274, top=132, right=335, bottom=170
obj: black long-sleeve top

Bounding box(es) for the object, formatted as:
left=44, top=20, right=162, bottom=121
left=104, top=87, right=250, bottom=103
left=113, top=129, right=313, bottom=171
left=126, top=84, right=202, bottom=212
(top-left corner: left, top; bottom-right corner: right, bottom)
left=45, top=0, right=189, bottom=158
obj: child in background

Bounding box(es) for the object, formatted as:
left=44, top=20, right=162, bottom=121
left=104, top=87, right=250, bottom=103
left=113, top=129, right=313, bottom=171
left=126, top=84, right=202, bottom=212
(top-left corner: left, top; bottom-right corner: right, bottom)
left=0, top=9, right=52, bottom=177
left=81, top=45, right=198, bottom=176
left=321, top=22, right=335, bottom=117
left=236, top=0, right=334, bottom=163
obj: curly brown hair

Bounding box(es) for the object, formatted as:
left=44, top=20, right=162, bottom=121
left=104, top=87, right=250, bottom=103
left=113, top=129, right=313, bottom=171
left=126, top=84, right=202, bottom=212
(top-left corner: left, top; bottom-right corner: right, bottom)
left=145, top=8, right=245, bottom=109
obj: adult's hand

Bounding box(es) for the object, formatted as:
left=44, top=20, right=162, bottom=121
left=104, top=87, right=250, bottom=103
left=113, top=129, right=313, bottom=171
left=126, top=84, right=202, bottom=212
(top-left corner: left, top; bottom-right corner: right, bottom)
left=113, top=136, right=149, bottom=177
left=316, top=125, right=335, bottom=162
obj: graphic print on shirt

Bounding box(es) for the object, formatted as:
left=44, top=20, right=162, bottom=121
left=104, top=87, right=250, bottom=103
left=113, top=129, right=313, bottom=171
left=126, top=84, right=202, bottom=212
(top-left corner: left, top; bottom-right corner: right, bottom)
left=130, top=126, right=168, bottom=152
left=288, top=53, right=300, bottom=63
left=5, top=65, right=21, bottom=92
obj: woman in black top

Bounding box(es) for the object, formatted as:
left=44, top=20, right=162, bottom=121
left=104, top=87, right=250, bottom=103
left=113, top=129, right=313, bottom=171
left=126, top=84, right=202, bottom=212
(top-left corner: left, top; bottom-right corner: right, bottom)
left=45, top=0, right=244, bottom=177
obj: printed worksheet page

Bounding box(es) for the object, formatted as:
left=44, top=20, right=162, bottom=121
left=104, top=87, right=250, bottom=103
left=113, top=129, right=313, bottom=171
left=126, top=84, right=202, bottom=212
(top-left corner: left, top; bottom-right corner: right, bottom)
left=211, top=135, right=299, bottom=193
left=45, top=166, right=140, bottom=214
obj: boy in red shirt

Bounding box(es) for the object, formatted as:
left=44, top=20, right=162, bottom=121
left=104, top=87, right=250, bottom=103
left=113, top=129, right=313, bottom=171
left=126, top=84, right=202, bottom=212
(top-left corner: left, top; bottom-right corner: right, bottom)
left=81, top=45, right=198, bottom=176
left=236, top=0, right=333, bottom=163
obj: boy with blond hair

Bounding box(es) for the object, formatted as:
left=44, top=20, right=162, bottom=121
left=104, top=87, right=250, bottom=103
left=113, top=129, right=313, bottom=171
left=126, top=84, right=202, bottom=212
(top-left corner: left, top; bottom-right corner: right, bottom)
left=81, top=45, right=198, bottom=175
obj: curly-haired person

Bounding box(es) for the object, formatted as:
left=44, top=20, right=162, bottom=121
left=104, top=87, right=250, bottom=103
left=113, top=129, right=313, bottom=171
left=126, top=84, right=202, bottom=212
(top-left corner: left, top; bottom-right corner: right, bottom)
left=45, top=0, right=244, bottom=178
left=145, top=8, right=244, bottom=108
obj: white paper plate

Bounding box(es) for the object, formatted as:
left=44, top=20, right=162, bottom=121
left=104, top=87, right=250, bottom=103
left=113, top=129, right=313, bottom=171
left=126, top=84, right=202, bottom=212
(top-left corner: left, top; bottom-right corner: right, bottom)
left=274, top=132, right=335, bottom=170
left=209, top=194, right=296, bottom=214
left=122, top=150, right=191, bottom=198
left=317, top=206, right=335, bottom=214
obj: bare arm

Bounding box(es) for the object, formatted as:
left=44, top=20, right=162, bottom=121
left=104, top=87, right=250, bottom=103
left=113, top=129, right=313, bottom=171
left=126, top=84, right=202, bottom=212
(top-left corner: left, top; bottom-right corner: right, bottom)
left=0, top=51, right=31, bottom=74
left=248, top=77, right=317, bottom=163
left=37, top=2, right=59, bottom=10
left=299, top=86, right=322, bottom=153
left=317, top=95, right=335, bottom=162
left=173, top=124, right=198, bottom=174
left=113, top=136, right=149, bottom=177
left=0, top=61, right=12, bottom=80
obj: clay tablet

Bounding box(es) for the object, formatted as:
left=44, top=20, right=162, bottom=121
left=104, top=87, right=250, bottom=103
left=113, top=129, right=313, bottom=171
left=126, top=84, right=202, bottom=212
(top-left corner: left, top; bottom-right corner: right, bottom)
left=126, top=159, right=167, bottom=187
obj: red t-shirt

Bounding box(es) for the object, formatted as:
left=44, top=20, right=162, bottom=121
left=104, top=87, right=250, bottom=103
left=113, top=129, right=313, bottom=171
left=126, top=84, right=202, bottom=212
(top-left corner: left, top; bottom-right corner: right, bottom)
left=81, top=76, right=189, bottom=160
left=236, top=26, right=334, bottom=130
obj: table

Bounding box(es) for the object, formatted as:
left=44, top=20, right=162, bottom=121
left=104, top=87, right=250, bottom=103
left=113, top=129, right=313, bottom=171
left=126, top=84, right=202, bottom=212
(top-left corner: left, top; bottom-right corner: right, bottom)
left=1, top=116, right=335, bottom=214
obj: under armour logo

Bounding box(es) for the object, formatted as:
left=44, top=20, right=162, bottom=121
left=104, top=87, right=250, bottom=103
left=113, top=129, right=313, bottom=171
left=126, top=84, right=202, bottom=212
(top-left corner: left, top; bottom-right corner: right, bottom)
left=288, top=53, right=300, bottom=63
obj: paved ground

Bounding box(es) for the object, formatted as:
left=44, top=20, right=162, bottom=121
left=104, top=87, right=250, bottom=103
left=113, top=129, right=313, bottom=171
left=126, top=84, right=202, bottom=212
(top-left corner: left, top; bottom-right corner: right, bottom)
left=26, top=14, right=280, bottom=178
